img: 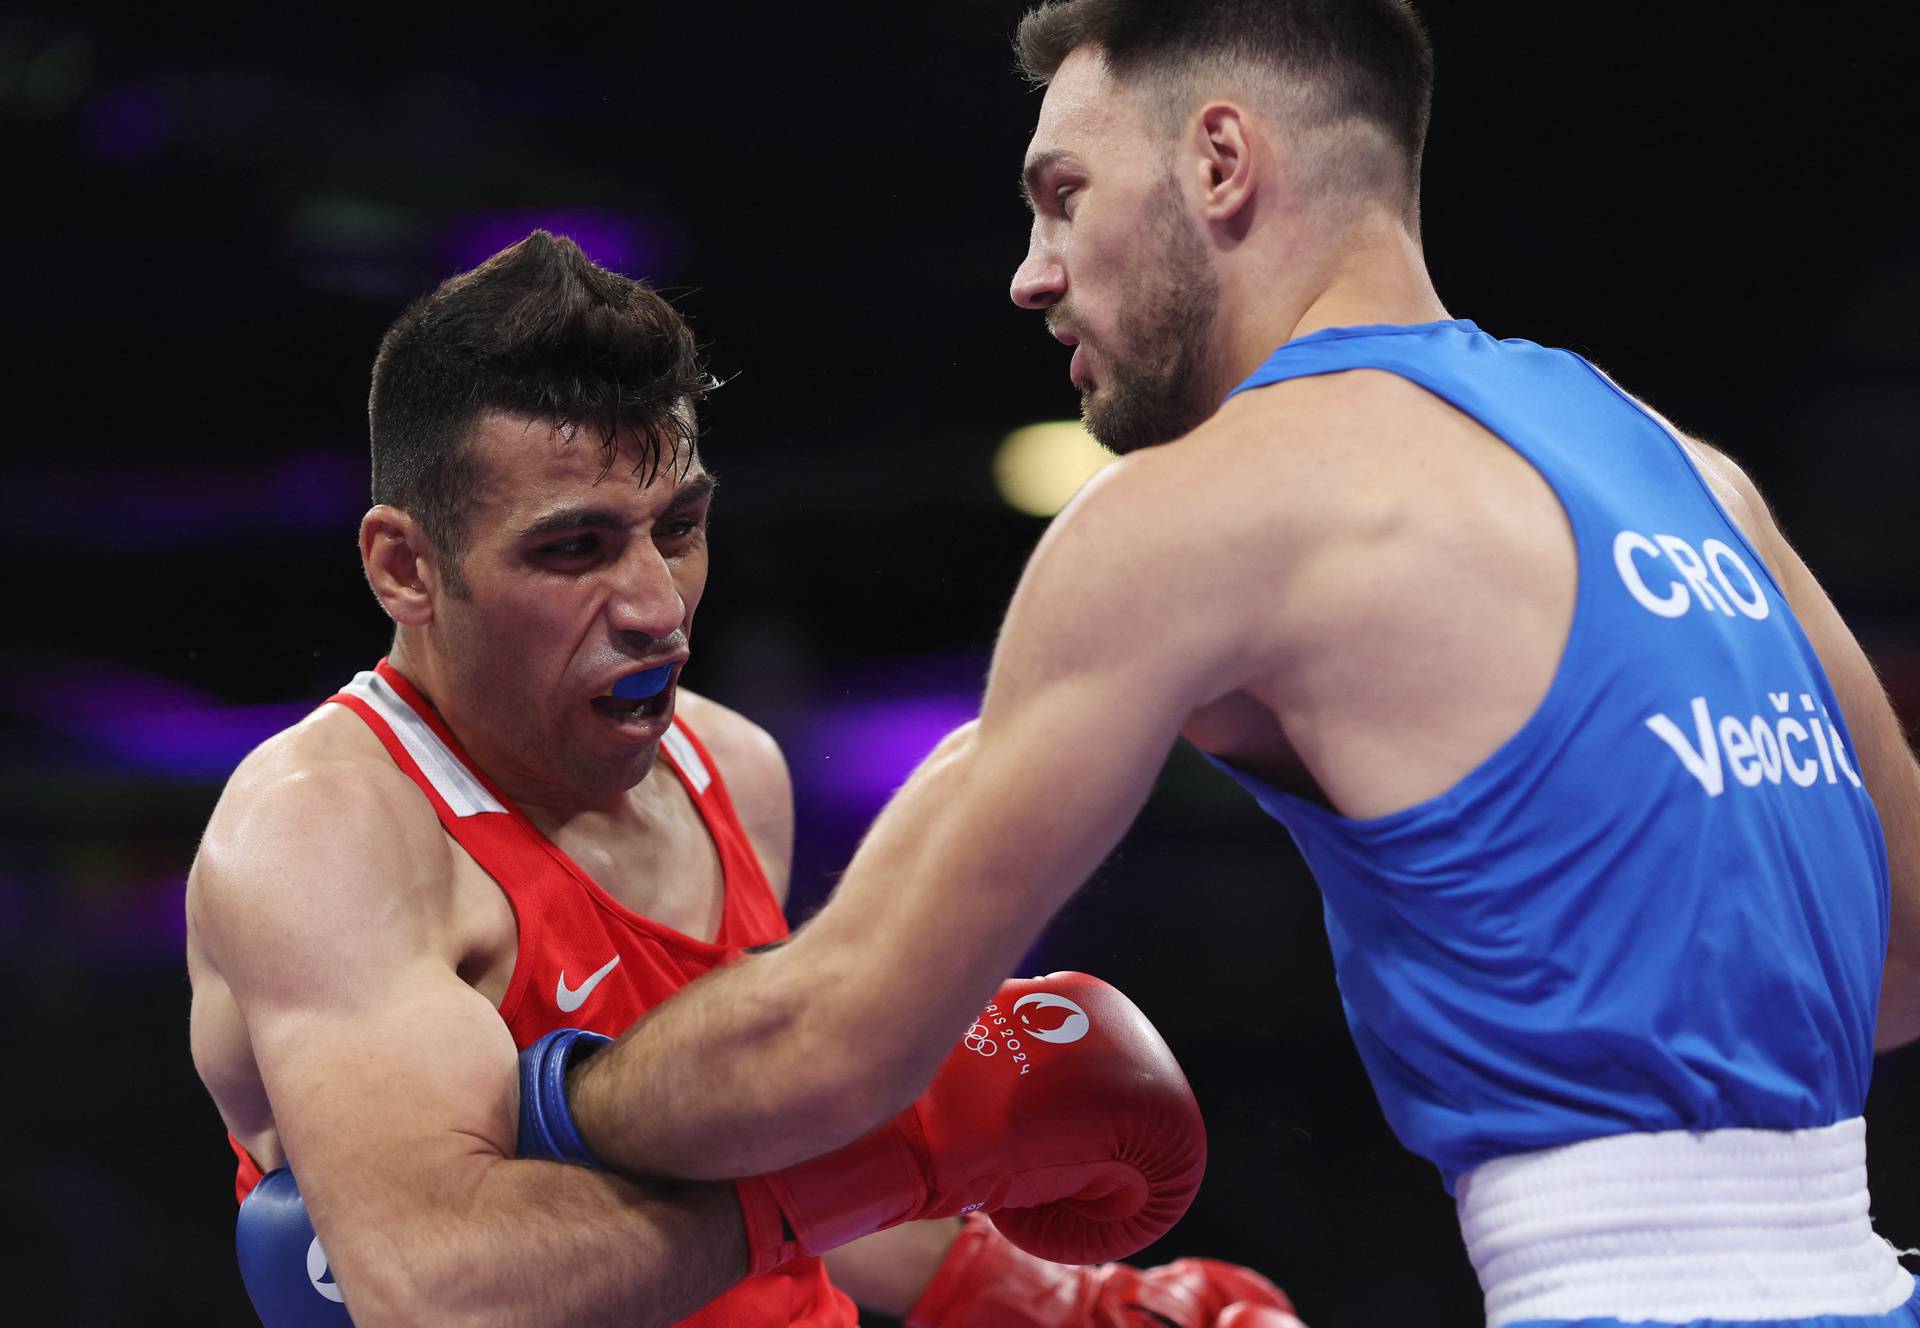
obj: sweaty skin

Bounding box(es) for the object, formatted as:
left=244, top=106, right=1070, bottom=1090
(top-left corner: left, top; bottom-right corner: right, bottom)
left=187, top=413, right=962, bottom=1327
left=563, top=50, right=1920, bottom=1182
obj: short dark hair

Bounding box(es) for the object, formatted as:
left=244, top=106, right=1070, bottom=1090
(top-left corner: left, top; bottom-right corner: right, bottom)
left=368, top=230, right=711, bottom=593
left=1014, top=0, right=1434, bottom=197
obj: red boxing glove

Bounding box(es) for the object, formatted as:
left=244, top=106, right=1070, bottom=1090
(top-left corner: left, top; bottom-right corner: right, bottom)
left=905, top=1213, right=1308, bottom=1328
left=736, top=972, right=1205, bottom=1276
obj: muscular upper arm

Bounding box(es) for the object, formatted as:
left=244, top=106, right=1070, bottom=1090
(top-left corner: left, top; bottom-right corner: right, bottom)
left=967, top=449, right=1260, bottom=826
left=832, top=444, right=1263, bottom=950
left=192, top=757, right=521, bottom=1278
left=674, top=690, right=795, bottom=906
left=1684, top=437, right=1920, bottom=1049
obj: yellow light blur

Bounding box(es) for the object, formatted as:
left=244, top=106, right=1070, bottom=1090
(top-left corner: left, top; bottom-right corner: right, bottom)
left=992, top=420, right=1115, bottom=517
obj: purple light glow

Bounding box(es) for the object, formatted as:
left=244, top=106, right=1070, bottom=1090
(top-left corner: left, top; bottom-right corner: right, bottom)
left=790, top=692, right=980, bottom=813
left=9, top=663, right=318, bottom=781
left=65, top=701, right=319, bottom=780
left=778, top=676, right=1054, bottom=975
left=15, top=448, right=361, bottom=550
left=85, top=84, right=176, bottom=162
left=443, top=209, right=672, bottom=277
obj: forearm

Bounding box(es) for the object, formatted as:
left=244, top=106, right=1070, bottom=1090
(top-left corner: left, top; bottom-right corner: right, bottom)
left=569, top=934, right=882, bottom=1179
left=573, top=712, right=1156, bottom=1178
left=327, top=1156, right=747, bottom=1328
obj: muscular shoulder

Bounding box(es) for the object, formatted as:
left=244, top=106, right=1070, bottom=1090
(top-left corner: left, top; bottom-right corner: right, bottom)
left=672, top=689, right=794, bottom=903
left=1074, top=371, right=1437, bottom=548
left=1597, top=380, right=1788, bottom=578
left=189, top=705, right=456, bottom=1004
left=1035, top=373, right=1429, bottom=622
left=1673, top=433, right=1784, bottom=563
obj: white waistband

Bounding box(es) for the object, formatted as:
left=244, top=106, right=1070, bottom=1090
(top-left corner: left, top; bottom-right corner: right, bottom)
left=1457, top=1118, right=1914, bottom=1328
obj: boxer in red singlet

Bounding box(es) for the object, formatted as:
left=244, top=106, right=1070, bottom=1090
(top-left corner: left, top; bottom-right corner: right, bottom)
left=185, top=231, right=1299, bottom=1326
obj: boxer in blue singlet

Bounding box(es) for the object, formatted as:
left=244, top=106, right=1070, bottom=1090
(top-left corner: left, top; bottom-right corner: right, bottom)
left=483, top=5, right=1920, bottom=1325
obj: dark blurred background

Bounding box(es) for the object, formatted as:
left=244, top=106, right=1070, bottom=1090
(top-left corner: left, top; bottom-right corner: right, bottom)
left=4, top=1, right=1917, bottom=1323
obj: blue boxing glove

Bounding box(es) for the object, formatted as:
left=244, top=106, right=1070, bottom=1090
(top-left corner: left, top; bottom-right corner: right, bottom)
left=235, top=1168, right=354, bottom=1326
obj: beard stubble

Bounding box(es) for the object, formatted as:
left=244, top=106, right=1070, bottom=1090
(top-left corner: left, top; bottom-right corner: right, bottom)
left=1077, top=173, right=1225, bottom=455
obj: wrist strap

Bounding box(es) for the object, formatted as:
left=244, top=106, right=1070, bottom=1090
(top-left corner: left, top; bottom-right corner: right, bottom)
left=516, top=1028, right=613, bottom=1167
left=734, top=1111, right=930, bottom=1277
left=734, top=1176, right=801, bottom=1278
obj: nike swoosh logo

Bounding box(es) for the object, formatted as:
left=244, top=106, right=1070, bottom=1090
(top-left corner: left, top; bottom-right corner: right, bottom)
left=555, top=955, right=621, bottom=1013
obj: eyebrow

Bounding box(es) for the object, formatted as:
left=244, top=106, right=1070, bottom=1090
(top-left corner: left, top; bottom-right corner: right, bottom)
left=515, top=473, right=717, bottom=541
left=1020, top=149, right=1076, bottom=213
left=665, top=472, right=718, bottom=512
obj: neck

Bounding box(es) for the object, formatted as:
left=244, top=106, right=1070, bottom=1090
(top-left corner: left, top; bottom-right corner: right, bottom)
left=518, top=764, right=678, bottom=844
left=386, top=631, right=442, bottom=716
left=1219, top=205, right=1451, bottom=391
left=386, top=632, right=660, bottom=824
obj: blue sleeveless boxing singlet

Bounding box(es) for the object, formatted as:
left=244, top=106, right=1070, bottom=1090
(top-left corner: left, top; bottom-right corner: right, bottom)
left=1206, top=320, right=1890, bottom=1189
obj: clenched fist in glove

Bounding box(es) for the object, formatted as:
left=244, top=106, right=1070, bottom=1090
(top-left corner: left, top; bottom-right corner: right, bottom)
left=907, top=1213, right=1307, bottom=1328
left=733, top=971, right=1207, bottom=1275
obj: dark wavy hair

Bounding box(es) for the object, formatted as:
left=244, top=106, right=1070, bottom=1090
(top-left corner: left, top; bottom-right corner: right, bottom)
left=368, top=230, right=711, bottom=593
left=1015, top=0, right=1434, bottom=199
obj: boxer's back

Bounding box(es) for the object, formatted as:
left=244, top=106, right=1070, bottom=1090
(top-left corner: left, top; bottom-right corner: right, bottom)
left=1187, top=320, right=1888, bottom=1184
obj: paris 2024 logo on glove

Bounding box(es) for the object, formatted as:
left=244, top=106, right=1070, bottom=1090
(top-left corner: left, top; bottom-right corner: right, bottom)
left=964, top=991, right=1090, bottom=1074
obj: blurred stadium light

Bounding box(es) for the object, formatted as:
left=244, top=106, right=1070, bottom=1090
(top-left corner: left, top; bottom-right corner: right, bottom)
left=993, top=419, right=1113, bottom=517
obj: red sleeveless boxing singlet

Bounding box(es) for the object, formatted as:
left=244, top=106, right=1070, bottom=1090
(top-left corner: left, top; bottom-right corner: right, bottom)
left=229, top=657, right=855, bottom=1327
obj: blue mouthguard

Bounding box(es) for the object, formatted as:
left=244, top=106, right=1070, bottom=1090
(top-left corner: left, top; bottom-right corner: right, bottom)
left=607, top=663, right=675, bottom=701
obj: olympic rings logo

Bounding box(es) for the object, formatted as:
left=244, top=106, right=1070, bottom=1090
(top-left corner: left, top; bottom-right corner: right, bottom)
left=962, top=1022, right=997, bottom=1056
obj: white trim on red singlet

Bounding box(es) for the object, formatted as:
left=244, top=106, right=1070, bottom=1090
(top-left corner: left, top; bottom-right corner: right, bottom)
left=660, top=723, right=711, bottom=794
left=343, top=669, right=713, bottom=812
left=340, top=670, right=505, bottom=818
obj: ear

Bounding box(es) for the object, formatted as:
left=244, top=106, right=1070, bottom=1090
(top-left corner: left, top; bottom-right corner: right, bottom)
left=360, top=505, right=439, bottom=626
left=1191, top=101, right=1256, bottom=226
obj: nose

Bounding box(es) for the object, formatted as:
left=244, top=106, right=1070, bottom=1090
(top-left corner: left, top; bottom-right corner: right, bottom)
left=607, top=543, right=687, bottom=642
left=1010, top=232, right=1064, bottom=310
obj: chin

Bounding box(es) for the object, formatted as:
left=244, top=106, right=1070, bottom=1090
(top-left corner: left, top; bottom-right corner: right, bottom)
left=551, top=730, right=664, bottom=803
left=602, top=741, right=664, bottom=790
left=1084, top=376, right=1217, bottom=455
